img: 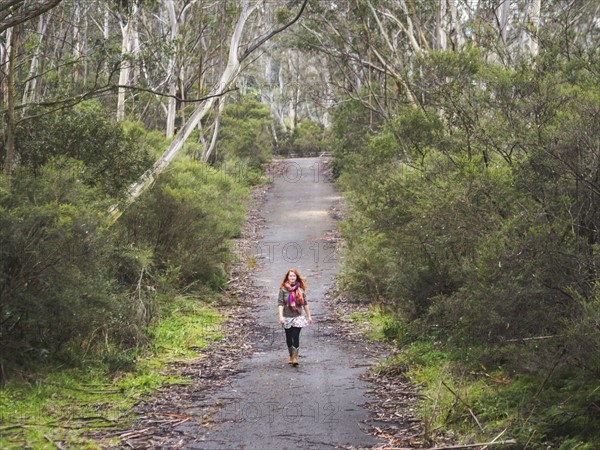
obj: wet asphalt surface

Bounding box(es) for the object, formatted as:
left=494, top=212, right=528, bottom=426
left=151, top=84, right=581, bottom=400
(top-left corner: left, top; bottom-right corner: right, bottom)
left=178, top=157, right=385, bottom=449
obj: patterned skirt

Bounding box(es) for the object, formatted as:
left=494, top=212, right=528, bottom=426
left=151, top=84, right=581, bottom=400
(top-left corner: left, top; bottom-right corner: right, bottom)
left=283, top=315, right=309, bottom=329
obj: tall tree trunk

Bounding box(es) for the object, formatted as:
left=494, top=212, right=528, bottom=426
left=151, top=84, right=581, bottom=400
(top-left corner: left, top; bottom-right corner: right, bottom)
left=3, top=28, right=18, bottom=183
left=448, top=0, right=465, bottom=50
left=116, top=2, right=137, bottom=121
left=261, top=51, right=287, bottom=134
left=287, top=51, right=298, bottom=130
left=164, top=0, right=178, bottom=138
left=276, top=62, right=287, bottom=131
left=109, top=0, right=257, bottom=221
left=436, top=0, right=447, bottom=51
left=201, top=98, right=226, bottom=162
left=72, top=2, right=81, bottom=85
left=529, top=0, right=541, bottom=57
left=405, top=0, right=430, bottom=51
left=103, top=6, right=109, bottom=39
left=498, top=0, right=511, bottom=45
left=521, top=0, right=542, bottom=57
left=22, top=16, right=47, bottom=106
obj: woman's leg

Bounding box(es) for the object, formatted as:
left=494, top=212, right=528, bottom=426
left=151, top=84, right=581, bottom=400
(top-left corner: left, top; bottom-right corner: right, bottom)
left=284, top=328, right=294, bottom=364
left=290, top=327, right=301, bottom=366
left=284, top=327, right=294, bottom=348
left=291, top=327, right=301, bottom=348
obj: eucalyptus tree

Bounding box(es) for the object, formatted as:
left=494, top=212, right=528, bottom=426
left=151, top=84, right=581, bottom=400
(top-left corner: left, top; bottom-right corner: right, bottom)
left=249, top=37, right=334, bottom=146
left=1, top=0, right=123, bottom=181
left=300, top=0, right=593, bottom=120
left=109, top=0, right=310, bottom=221
left=1, top=0, right=64, bottom=180
left=115, top=0, right=139, bottom=121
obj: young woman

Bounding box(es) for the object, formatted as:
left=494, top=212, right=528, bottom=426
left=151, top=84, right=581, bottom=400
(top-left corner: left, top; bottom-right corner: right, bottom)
left=277, top=268, right=313, bottom=366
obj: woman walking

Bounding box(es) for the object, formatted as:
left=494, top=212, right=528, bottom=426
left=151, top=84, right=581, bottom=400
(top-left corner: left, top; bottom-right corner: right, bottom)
left=277, top=268, right=313, bottom=366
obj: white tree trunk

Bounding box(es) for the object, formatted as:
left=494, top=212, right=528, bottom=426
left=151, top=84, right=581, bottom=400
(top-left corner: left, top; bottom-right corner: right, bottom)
left=1, top=28, right=12, bottom=106
left=448, top=0, right=465, bottom=50
left=286, top=51, right=298, bottom=130
left=103, top=6, right=109, bottom=40
left=436, top=0, right=447, bottom=51
left=164, top=0, right=178, bottom=138
left=109, top=0, right=309, bottom=221
left=521, top=0, right=542, bottom=57
left=22, top=16, right=47, bottom=106
left=261, top=51, right=287, bottom=134
left=201, top=98, right=226, bottom=161
left=116, top=3, right=137, bottom=121
left=72, top=3, right=81, bottom=84
left=529, top=0, right=542, bottom=57
left=498, top=0, right=511, bottom=45
left=110, top=0, right=258, bottom=221
left=376, top=1, right=421, bottom=55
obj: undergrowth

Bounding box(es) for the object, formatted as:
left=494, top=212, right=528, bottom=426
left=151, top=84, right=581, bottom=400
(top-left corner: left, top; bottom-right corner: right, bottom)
left=349, top=307, right=600, bottom=449
left=0, top=295, right=224, bottom=449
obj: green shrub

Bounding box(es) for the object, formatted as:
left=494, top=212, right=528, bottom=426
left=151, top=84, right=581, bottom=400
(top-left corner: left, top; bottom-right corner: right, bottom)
left=329, top=98, right=379, bottom=178
left=0, top=159, right=131, bottom=369
left=214, top=96, right=273, bottom=168
left=278, top=119, right=328, bottom=156
left=118, top=156, right=248, bottom=290
left=16, top=101, right=152, bottom=197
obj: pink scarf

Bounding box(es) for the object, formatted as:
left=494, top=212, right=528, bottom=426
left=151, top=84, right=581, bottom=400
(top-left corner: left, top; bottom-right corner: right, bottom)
left=284, top=282, right=304, bottom=312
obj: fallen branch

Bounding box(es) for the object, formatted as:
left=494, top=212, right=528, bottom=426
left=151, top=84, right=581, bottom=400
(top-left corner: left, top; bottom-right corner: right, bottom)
left=442, top=381, right=485, bottom=433
left=0, top=424, right=27, bottom=431
left=173, top=417, right=190, bottom=427
left=70, top=415, right=118, bottom=423
left=505, top=335, right=560, bottom=342
left=482, top=428, right=507, bottom=450
left=118, top=427, right=152, bottom=439
left=44, top=434, right=65, bottom=450
left=427, top=440, right=517, bottom=449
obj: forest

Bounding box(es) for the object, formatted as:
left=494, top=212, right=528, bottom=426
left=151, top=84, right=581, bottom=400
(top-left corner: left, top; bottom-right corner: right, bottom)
left=1, top=0, right=599, bottom=448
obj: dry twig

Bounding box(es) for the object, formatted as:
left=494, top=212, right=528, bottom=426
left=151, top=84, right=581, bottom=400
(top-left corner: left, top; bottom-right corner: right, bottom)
left=442, top=381, right=485, bottom=433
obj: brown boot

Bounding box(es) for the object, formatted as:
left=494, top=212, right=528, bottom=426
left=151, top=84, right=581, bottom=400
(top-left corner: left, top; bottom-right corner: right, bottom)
left=291, top=346, right=299, bottom=366
left=288, top=346, right=294, bottom=365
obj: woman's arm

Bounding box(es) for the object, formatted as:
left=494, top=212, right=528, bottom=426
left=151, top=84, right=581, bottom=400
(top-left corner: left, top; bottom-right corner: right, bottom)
left=303, top=304, right=313, bottom=324
left=278, top=305, right=285, bottom=325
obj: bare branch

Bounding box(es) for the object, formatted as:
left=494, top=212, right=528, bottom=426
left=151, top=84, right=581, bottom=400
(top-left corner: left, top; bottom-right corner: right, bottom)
left=240, top=0, right=309, bottom=62
left=0, top=0, right=62, bottom=33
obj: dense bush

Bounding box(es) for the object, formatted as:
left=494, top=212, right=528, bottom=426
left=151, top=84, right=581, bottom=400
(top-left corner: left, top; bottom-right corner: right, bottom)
left=117, top=156, right=248, bottom=290
left=214, top=96, right=273, bottom=169
left=277, top=119, right=328, bottom=156
left=329, top=97, right=385, bottom=178
left=335, top=48, right=600, bottom=445
left=336, top=49, right=600, bottom=375
left=0, top=159, right=133, bottom=369
left=16, top=101, right=152, bottom=197
left=1, top=101, right=253, bottom=375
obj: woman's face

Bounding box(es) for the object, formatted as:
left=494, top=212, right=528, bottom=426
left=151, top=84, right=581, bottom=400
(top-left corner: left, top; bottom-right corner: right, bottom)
left=288, top=271, right=297, bottom=284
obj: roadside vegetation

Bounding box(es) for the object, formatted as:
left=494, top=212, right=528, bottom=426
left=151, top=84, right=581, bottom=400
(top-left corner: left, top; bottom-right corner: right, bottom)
left=334, top=43, right=600, bottom=448
left=0, top=96, right=271, bottom=448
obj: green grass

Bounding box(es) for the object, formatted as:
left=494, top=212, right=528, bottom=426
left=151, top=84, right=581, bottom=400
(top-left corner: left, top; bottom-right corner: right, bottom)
left=0, top=295, right=225, bottom=449
left=150, top=296, right=224, bottom=359
left=345, top=305, right=409, bottom=342
left=359, top=308, right=600, bottom=449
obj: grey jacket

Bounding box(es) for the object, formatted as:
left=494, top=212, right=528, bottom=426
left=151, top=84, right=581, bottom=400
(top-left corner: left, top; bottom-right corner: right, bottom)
left=278, top=286, right=307, bottom=317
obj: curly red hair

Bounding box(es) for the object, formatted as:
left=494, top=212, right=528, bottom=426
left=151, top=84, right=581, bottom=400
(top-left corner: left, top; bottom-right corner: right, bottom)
left=280, top=268, right=306, bottom=290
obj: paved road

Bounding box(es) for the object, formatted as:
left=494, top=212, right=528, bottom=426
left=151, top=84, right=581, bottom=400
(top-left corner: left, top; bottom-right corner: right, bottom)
left=180, top=157, right=384, bottom=449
